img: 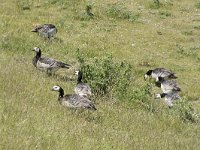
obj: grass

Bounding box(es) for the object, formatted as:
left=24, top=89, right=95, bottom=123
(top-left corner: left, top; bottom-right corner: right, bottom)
left=0, top=0, right=200, bottom=149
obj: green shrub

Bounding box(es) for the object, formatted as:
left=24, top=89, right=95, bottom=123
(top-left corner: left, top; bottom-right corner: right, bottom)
left=176, top=44, right=197, bottom=57
left=173, top=97, right=200, bottom=123
left=106, top=4, right=139, bottom=22
left=76, top=49, right=154, bottom=111
left=128, top=83, right=154, bottom=111
left=77, top=4, right=94, bottom=21
left=147, top=0, right=161, bottom=9
left=195, top=2, right=200, bottom=9
left=193, top=25, right=200, bottom=30
left=76, top=49, right=132, bottom=99
left=16, top=0, right=32, bottom=10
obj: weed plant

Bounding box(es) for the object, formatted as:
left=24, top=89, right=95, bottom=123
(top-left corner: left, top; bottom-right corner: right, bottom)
left=76, top=49, right=132, bottom=99
left=106, top=4, right=139, bottom=22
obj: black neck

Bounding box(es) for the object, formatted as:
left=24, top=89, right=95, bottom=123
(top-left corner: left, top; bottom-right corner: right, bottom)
left=32, top=51, right=41, bottom=67
left=77, top=72, right=83, bottom=83
left=36, top=50, right=41, bottom=59
left=158, top=77, right=164, bottom=82
left=59, top=88, right=64, bottom=98
left=146, top=70, right=153, bottom=75
left=160, top=93, right=166, bottom=98
left=155, top=82, right=161, bottom=87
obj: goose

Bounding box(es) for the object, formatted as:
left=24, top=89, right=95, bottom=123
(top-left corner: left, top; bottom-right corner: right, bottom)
left=32, top=24, right=57, bottom=39
left=51, top=85, right=96, bottom=110
left=75, top=70, right=92, bottom=97
left=144, top=68, right=177, bottom=81
left=32, top=47, right=71, bottom=75
left=155, top=77, right=181, bottom=93
left=155, top=92, right=181, bottom=107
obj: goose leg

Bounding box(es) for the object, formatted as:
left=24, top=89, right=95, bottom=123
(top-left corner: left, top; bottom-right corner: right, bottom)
left=47, top=69, right=52, bottom=76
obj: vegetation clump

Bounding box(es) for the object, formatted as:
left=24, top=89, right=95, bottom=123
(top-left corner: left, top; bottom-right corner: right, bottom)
left=106, top=4, right=139, bottom=22
left=76, top=49, right=132, bottom=99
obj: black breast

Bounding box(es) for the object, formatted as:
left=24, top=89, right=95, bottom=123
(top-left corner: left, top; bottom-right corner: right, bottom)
left=32, top=55, right=40, bottom=67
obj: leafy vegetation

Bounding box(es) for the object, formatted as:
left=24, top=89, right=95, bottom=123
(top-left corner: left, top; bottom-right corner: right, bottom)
left=76, top=49, right=132, bottom=98
left=106, top=3, right=140, bottom=22
left=0, top=0, right=200, bottom=149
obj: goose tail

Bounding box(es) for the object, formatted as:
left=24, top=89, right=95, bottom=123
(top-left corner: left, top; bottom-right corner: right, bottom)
left=88, top=103, right=97, bottom=111
left=59, top=62, right=71, bottom=69
left=169, top=74, right=177, bottom=79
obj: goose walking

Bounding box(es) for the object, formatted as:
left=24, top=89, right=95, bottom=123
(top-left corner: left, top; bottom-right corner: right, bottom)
left=32, top=47, right=71, bottom=75
left=155, top=92, right=181, bottom=107
left=75, top=70, right=92, bottom=97
left=144, top=68, right=177, bottom=81
left=155, top=77, right=181, bottom=93
left=51, top=85, right=96, bottom=110
left=32, top=24, right=57, bottom=39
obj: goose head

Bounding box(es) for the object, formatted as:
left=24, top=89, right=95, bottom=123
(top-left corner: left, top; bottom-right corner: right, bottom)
left=144, top=70, right=152, bottom=80
left=33, top=47, right=41, bottom=53
left=75, top=70, right=80, bottom=75
left=52, top=85, right=64, bottom=98
left=31, top=24, right=41, bottom=32
left=52, top=85, right=61, bottom=91
left=75, top=70, right=83, bottom=82
left=155, top=93, right=166, bottom=99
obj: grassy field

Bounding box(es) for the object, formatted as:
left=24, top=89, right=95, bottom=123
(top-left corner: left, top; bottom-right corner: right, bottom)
left=1, top=0, right=200, bottom=149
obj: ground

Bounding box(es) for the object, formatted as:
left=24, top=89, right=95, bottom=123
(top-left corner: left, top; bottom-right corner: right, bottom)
left=0, top=0, right=200, bottom=149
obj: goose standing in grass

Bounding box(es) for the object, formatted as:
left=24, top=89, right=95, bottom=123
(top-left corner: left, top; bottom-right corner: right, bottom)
left=155, top=92, right=181, bottom=107
left=51, top=85, right=96, bottom=110
left=155, top=77, right=181, bottom=93
left=32, top=47, right=71, bottom=75
left=32, top=24, right=57, bottom=39
left=75, top=70, right=92, bottom=97
left=144, top=68, right=177, bottom=81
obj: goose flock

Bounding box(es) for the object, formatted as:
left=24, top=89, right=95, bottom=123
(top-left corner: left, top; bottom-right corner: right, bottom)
left=32, top=24, right=182, bottom=110
left=31, top=24, right=96, bottom=110
left=144, top=68, right=181, bottom=107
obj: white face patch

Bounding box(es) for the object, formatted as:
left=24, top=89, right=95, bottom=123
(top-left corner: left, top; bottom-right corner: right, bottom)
left=52, top=85, right=60, bottom=91
left=155, top=94, right=161, bottom=99
left=75, top=71, right=79, bottom=75
left=144, top=74, right=149, bottom=80
left=34, top=47, right=40, bottom=52
left=155, top=77, right=159, bottom=82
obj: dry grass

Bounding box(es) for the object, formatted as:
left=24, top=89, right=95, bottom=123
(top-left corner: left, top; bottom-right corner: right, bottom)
left=0, top=0, right=200, bottom=149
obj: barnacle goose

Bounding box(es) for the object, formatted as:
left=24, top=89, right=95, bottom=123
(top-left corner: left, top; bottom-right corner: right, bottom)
left=32, top=47, right=71, bottom=75
left=32, top=24, right=57, bottom=39
left=144, top=68, right=177, bottom=81
left=155, top=92, right=181, bottom=107
left=155, top=77, right=181, bottom=93
left=75, top=70, right=92, bottom=97
left=51, top=85, right=96, bottom=110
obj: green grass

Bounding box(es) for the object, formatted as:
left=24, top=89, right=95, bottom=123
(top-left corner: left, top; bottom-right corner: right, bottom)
left=0, top=0, right=200, bottom=149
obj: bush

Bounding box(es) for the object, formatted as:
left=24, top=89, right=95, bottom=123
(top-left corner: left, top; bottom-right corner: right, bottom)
left=173, top=97, right=200, bottom=123
left=77, top=4, right=94, bottom=21
left=128, top=83, right=155, bottom=111
left=195, top=2, right=200, bottom=9
left=76, top=49, right=154, bottom=112
left=76, top=49, right=132, bottom=99
left=147, top=0, right=161, bottom=9
left=106, top=4, right=139, bottom=22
